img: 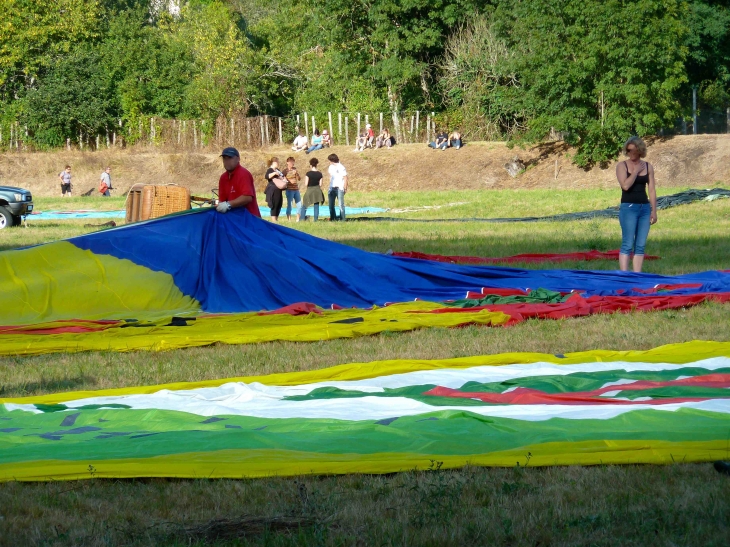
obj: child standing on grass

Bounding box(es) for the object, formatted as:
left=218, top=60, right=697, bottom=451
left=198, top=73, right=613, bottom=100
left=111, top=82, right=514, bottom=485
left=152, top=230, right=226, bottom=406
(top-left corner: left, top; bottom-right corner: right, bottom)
left=282, top=157, right=302, bottom=222
left=327, top=153, right=348, bottom=221
left=58, top=165, right=72, bottom=197
left=302, top=157, right=325, bottom=221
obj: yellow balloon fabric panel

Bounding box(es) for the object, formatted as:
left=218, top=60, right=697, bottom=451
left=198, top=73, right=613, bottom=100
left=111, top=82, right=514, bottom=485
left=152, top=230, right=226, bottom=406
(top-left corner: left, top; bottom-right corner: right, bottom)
left=0, top=241, right=199, bottom=325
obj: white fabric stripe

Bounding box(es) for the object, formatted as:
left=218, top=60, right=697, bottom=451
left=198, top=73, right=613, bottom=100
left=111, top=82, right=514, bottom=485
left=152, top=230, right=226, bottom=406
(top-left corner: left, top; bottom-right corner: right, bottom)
left=5, top=358, right=730, bottom=422
left=6, top=392, right=730, bottom=422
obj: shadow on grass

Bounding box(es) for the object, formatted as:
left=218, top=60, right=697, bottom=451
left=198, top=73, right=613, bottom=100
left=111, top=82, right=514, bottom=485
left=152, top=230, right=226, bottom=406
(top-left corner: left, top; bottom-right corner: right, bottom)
left=0, top=375, right=96, bottom=398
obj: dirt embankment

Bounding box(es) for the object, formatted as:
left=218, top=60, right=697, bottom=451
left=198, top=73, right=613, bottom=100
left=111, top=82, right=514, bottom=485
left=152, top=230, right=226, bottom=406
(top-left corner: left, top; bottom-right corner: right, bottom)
left=1, top=134, right=728, bottom=197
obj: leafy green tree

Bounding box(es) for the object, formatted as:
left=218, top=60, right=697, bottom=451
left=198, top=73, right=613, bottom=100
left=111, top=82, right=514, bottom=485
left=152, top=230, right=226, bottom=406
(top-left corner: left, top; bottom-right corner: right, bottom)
left=22, top=47, right=118, bottom=147
left=175, top=0, right=259, bottom=118
left=490, top=0, right=688, bottom=166
left=100, top=7, right=193, bottom=119
left=685, top=0, right=730, bottom=110
left=0, top=0, right=102, bottom=103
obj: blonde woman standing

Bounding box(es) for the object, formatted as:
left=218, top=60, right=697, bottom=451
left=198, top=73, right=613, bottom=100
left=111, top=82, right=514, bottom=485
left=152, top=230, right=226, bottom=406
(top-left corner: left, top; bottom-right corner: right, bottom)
left=616, top=136, right=657, bottom=272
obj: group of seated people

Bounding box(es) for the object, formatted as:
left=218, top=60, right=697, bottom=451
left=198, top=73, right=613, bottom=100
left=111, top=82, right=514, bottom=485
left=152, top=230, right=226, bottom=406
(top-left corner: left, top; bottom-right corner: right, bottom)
left=292, top=125, right=462, bottom=152
left=429, top=130, right=462, bottom=150
left=354, top=124, right=396, bottom=151
left=292, top=129, right=332, bottom=154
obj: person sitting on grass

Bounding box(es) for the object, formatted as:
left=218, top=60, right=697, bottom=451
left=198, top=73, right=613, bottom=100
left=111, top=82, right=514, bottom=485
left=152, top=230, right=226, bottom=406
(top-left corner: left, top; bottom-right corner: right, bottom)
left=449, top=130, right=462, bottom=150
left=354, top=131, right=368, bottom=152
left=429, top=130, right=449, bottom=150
left=321, top=130, right=332, bottom=148
left=306, top=130, right=324, bottom=154
left=365, top=124, right=375, bottom=148
left=376, top=128, right=395, bottom=149
left=292, top=132, right=308, bottom=152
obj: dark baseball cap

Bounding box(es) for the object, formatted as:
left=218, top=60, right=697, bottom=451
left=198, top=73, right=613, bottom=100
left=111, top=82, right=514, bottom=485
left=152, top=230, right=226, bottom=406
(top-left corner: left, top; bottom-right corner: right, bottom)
left=220, top=147, right=240, bottom=158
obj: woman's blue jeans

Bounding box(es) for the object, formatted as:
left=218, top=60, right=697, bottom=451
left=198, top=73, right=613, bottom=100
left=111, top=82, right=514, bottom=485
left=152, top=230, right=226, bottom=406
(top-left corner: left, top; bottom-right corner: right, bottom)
left=303, top=203, right=319, bottom=221
left=619, top=203, right=651, bottom=255
left=285, top=189, right=302, bottom=218
left=306, top=144, right=323, bottom=154
left=329, top=188, right=345, bottom=220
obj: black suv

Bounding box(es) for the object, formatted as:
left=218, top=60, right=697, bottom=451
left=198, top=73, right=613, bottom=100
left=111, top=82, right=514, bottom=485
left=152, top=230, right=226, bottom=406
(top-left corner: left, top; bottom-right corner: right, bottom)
left=0, top=186, right=33, bottom=229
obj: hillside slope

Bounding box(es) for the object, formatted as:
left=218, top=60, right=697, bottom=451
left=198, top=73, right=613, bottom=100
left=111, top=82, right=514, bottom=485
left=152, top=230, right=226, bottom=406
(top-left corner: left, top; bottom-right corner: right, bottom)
left=1, top=135, right=727, bottom=197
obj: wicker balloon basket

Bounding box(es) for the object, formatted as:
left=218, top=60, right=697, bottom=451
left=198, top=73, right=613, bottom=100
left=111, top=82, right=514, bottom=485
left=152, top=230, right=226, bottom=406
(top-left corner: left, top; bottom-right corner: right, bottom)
left=125, top=184, right=191, bottom=223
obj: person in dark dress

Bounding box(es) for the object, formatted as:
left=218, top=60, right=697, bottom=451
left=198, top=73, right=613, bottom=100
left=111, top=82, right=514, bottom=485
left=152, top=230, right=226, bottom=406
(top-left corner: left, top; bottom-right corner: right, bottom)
left=616, top=136, right=657, bottom=272
left=264, top=157, right=285, bottom=222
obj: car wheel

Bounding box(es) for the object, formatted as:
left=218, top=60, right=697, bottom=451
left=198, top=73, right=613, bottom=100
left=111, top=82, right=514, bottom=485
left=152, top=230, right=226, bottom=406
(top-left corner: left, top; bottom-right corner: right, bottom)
left=0, top=207, right=12, bottom=229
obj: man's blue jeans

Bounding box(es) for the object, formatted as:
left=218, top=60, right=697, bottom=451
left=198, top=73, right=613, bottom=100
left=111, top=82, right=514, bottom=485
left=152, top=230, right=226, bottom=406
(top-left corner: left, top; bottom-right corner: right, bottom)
left=619, top=203, right=651, bottom=255
left=285, top=189, right=302, bottom=218
left=329, top=188, right=345, bottom=221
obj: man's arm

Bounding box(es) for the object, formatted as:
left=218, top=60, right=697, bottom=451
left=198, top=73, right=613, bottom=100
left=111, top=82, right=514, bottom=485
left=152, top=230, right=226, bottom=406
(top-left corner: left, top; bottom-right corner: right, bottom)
left=229, top=195, right=253, bottom=208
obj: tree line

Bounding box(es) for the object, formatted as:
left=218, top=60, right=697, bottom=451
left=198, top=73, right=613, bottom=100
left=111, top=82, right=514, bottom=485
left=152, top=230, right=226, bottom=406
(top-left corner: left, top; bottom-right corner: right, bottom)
left=0, top=0, right=728, bottom=166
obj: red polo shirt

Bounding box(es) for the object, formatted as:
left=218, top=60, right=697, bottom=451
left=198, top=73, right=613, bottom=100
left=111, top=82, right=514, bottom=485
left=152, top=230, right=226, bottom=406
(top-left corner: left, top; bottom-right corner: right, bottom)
left=218, top=164, right=261, bottom=217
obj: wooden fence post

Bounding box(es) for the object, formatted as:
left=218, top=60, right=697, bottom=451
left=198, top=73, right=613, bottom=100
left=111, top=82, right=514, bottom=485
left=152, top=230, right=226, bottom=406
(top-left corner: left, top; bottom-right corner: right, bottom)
left=365, top=114, right=369, bottom=130
left=338, top=112, right=342, bottom=144
left=425, top=115, right=430, bottom=144
left=246, top=118, right=251, bottom=145
left=96, top=134, right=100, bottom=150
left=231, top=118, right=235, bottom=146
left=278, top=117, right=283, bottom=144
left=259, top=116, right=265, bottom=147
left=311, top=115, right=316, bottom=136
left=296, top=114, right=300, bottom=133
left=416, top=111, right=420, bottom=141
left=431, top=112, right=435, bottom=142
left=328, top=112, right=333, bottom=144
left=379, top=112, right=383, bottom=134
left=66, top=138, right=70, bottom=151
left=264, top=115, right=270, bottom=145
left=345, top=116, right=349, bottom=147
left=357, top=113, right=361, bottom=140
left=193, top=120, right=197, bottom=148
left=304, top=112, right=308, bottom=138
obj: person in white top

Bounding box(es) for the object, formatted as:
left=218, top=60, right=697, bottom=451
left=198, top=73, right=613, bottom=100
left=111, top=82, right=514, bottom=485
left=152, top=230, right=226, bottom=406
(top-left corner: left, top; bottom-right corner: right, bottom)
left=58, top=165, right=72, bottom=197
left=99, top=167, right=112, bottom=197
left=327, top=153, right=348, bottom=221
left=292, top=132, right=308, bottom=152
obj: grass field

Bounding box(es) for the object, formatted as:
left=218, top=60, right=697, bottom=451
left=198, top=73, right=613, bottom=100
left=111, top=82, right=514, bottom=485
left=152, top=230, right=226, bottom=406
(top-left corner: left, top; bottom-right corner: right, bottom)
left=1, top=188, right=729, bottom=546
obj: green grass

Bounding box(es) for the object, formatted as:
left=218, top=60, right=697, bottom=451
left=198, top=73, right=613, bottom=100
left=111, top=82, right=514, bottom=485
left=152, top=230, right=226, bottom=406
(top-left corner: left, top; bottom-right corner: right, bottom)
left=1, top=189, right=730, bottom=546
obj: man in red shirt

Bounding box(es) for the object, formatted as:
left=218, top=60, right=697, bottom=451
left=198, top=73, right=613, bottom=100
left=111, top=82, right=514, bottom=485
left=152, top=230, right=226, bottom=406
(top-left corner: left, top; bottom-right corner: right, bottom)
left=216, top=147, right=261, bottom=217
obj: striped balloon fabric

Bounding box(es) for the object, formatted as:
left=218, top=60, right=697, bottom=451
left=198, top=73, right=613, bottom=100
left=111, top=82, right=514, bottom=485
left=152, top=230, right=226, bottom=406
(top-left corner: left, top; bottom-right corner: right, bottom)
left=1, top=341, right=729, bottom=481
